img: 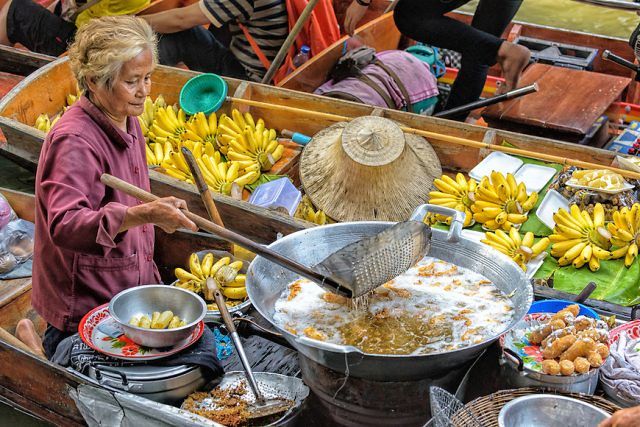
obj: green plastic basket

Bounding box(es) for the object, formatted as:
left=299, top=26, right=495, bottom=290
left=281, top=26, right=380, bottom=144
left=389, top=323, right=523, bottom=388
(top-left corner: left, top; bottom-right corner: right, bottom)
left=179, top=73, right=228, bottom=115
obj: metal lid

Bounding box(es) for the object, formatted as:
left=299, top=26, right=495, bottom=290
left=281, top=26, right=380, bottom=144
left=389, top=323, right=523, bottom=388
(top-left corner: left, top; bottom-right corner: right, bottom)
left=95, top=364, right=197, bottom=381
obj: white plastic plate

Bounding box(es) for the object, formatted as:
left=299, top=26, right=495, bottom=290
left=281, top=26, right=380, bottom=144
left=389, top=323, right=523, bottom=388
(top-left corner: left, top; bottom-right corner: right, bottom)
left=617, top=155, right=640, bottom=173
left=536, top=189, right=569, bottom=230
left=462, top=229, right=545, bottom=279
left=565, top=180, right=634, bottom=194
left=468, top=152, right=523, bottom=181
left=513, top=164, right=557, bottom=194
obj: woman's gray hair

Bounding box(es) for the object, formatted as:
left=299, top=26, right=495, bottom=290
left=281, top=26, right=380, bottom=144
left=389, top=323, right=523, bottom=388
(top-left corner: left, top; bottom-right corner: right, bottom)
left=68, top=15, right=158, bottom=93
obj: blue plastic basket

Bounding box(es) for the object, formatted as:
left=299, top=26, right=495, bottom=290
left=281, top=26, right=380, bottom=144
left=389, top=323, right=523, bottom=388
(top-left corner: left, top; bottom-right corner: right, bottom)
left=179, top=73, right=228, bottom=116
left=528, top=299, right=599, bottom=319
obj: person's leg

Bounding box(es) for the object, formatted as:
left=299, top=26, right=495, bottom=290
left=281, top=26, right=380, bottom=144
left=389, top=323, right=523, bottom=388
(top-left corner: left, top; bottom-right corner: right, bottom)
left=444, top=0, right=528, bottom=116
left=42, top=324, right=73, bottom=360
left=158, top=27, right=247, bottom=79
left=1, top=0, right=75, bottom=55
left=15, top=319, right=46, bottom=358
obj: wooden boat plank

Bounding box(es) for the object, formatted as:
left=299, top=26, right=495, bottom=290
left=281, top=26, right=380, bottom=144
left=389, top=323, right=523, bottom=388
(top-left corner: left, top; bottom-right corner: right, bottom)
left=0, top=343, right=86, bottom=424
left=0, top=388, right=83, bottom=427
left=0, top=46, right=55, bottom=77
left=483, top=63, right=631, bottom=138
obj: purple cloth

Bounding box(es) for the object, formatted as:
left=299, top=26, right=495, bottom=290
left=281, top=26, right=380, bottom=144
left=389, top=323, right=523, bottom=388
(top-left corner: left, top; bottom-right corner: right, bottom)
left=314, top=50, right=438, bottom=111
left=32, top=96, right=160, bottom=333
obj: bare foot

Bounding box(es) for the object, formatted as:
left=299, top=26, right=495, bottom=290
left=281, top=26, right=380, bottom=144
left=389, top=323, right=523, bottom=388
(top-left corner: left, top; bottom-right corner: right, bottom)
left=496, top=41, right=531, bottom=93
left=15, top=319, right=45, bottom=358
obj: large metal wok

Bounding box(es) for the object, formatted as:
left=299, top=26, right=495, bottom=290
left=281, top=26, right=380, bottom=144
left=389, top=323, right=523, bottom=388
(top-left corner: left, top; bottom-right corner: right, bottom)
left=246, top=205, right=533, bottom=381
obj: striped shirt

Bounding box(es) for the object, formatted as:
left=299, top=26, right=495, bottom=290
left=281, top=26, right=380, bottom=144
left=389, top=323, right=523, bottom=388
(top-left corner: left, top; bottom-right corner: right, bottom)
left=200, top=0, right=288, bottom=81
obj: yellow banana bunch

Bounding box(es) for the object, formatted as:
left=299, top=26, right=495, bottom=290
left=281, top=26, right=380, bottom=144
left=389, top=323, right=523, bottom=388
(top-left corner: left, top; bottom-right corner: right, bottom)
left=427, top=173, right=477, bottom=227
left=217, top=109, right=283, bottom=171
left=174, top=254, right=247, bottom=303
left=34, top=114, right=52, bottom=132
left=184, top=111, right=219, bottom=146
left=295, top=195, right=330, bottom=225
left=607, top=203, right=640, bottom=267
left=148, top=105, right=189, bottom=141
left=481, top=228, right=550, bottom=271
left=549, top=203, right=612, bottom=272
left=197, top=151, right=260, bottom=199
left=146, top=139, right=173, bottom=167
left=66, top=93, right=79, bottom=107
left=137, top=95, right=166, bottom=139
left=471, top=171, right=537, bottom=231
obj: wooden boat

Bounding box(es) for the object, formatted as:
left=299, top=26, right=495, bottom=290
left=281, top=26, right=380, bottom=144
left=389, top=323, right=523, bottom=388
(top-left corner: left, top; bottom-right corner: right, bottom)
left=280, top=10, right=640, bottom=106
left=1, top=55, right=639, bottom=315
left=0, top=187, right=243, bottom=425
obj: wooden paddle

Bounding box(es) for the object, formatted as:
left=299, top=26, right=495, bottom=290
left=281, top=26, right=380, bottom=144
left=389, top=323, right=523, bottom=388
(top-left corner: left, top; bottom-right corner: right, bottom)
left=223, top=96, right=640, bottom=180
left=180, top=146, right=225, bottom=228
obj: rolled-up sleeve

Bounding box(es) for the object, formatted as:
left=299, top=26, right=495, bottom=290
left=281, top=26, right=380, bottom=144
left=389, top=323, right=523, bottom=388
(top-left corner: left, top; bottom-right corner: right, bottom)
left=39, top=132, right=129, bottom=256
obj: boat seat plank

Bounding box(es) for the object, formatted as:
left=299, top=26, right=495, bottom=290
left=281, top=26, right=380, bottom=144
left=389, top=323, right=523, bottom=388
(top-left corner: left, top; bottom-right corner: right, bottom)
left=482, top=63, right=631, bottom=141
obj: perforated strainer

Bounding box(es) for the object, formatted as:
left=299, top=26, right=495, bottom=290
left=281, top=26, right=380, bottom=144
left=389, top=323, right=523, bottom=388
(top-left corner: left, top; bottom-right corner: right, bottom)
left=102, top=174, right=433, bottom=298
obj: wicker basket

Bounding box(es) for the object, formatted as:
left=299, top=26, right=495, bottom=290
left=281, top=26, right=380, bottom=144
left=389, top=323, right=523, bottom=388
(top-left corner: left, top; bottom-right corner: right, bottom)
left=451, top=388, right=621, bottom=427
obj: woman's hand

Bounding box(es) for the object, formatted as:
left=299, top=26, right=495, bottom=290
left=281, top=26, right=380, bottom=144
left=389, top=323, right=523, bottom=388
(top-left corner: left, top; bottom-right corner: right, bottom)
left=598, top=406, right=640, bottom=427
left=344, top=0, right=368, bottom=36
left=121, top=197, right=197, bottom=233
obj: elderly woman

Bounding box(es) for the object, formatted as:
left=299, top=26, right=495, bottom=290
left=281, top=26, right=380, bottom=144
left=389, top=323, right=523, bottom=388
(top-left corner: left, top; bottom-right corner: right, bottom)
left=30, top=15, right=197, bottom=359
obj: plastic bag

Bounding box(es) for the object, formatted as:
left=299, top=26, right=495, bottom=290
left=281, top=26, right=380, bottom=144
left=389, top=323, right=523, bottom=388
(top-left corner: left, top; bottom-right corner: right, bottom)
left=0, top=218, right=34, bottom=274
left=0, top=194, right=17, bottom=230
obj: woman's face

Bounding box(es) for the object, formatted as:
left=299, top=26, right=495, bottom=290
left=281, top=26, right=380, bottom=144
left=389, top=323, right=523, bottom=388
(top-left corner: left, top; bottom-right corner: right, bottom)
left=89, top=48, right=154, bottom=126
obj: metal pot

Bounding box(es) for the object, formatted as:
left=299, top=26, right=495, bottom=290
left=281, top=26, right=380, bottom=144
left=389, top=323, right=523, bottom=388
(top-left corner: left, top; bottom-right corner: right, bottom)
left=86, top=364, right=210, bottom=405
left=246, top=204, right=533, bottom=381
left=501, top=348, right=600, bottom=394
left=498, top=394, right=610, bottom=427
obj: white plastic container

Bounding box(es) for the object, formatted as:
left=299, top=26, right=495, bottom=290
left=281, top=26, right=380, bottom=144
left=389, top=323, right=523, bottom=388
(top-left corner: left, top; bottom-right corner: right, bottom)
left=248, top=178, right=302, bottom=216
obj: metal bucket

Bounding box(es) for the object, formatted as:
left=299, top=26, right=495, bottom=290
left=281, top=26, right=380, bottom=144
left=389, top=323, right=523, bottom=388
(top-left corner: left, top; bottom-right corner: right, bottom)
left=246, top=204, right=533, bottom=381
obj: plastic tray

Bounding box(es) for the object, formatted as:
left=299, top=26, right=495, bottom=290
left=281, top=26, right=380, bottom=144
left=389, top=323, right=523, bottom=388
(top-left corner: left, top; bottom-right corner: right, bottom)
left=565, top=180, right=634, bottom=194
left=468, top=152, right=523, bottom=181
left=536, top=189, right=570, bottom=230
left=248, top=177, right=302, bottom=216
left=513, top=163, right=557, bottom=193
left=528, top=299, right=599, bottom=319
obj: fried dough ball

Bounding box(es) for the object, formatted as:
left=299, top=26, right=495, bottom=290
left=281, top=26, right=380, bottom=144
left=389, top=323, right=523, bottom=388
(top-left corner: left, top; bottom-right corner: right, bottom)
left=588, top=351, right=604, bottom=368
left=543, top=334, right=577, bottom=359
left=574, top=357, right=590, bottom=374
left=559, top=360, right=575, bottom=376
left=596, top=343, right=610, bottom=359
left=542, top=359, right=561, bottom=375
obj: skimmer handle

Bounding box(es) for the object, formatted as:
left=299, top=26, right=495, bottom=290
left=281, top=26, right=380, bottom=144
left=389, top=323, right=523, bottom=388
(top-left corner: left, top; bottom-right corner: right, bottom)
left=410, top=204, right=464, bottom=243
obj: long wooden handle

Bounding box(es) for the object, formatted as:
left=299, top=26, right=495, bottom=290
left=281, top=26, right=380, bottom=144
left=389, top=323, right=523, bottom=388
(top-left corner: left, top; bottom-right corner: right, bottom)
left=206, top=277, right=236, bottom=333
left=0, top=327, right=45, bottom=359
left=261, top=0, right=321, bottom=84
left=229, top=96, right=640, bottom=180
left=100, top=174, right=350, bottom=296
left=181, top=147, right=225, bottom=228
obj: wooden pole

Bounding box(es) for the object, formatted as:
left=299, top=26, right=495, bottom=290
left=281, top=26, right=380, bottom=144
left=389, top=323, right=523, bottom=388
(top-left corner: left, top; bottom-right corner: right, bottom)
left=228, top=96, right=640, bottom=180
left=261, top=0, right=321, bottom=84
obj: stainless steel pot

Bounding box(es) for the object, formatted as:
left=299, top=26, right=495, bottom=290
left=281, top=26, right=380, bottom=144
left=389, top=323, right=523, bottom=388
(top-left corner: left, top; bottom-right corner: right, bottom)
left=246, top=204, right=533, bottom=381
left=86, top=364, right=210, bottom=405
left=501, top=348, right=600, bottom=394
left=498, top=394, right=610, bottom=427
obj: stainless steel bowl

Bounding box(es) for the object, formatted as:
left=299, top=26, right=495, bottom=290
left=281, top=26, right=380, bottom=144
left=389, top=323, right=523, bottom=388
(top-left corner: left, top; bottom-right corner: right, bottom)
left=498, top=394, right=610, bottom=427
left=109, top=285, right=207, bottom=348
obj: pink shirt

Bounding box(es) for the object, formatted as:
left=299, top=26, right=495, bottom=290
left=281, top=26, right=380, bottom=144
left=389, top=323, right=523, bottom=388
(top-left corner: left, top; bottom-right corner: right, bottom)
left=32, top=96, right=160, bottom=332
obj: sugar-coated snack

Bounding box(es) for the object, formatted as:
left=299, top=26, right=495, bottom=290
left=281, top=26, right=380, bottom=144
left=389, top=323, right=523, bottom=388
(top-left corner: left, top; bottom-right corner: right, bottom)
left=542, top=359, right=561, bottom=375
left=559, top=360, right=575, bottom=376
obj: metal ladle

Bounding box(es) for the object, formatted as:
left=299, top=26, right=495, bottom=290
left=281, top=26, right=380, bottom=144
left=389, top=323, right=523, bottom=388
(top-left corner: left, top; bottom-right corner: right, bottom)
left=100, top=174, right=431, bottom=298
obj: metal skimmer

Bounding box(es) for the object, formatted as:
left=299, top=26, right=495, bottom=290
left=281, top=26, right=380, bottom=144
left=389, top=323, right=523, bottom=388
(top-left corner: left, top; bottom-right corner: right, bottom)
left=314, top=220, right=432, bottom=297
left=101, top=174, right=433, bottom=298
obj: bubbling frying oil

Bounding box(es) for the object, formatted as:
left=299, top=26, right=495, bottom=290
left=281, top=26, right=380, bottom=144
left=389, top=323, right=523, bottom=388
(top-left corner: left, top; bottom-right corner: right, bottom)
left=273, top=257, right=515, bottom=355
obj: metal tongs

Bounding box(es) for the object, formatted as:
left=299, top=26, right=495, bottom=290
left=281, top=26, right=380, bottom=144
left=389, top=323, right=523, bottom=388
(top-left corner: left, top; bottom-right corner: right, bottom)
left=100, top=174, right=431, bottom=298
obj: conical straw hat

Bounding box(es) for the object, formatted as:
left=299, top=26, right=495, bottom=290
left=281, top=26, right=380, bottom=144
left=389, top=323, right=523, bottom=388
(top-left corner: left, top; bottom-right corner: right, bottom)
left=300, top=116, right=442, bottom=222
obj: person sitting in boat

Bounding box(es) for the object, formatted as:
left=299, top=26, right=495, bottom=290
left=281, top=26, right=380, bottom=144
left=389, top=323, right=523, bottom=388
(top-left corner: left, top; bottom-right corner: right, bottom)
left=18, top=15, right=197, bottom=359
left=140, top=0, right=288, bottom=81
left=0, top=0, right=285, bottom=80
left=343, top=0, right=531, bottom=121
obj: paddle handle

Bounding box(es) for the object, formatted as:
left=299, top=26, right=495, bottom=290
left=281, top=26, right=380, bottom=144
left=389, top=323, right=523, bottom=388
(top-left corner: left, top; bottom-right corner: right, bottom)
left=0, top=327, right=45, bottom=359
left=100, top=174, right=351, bottom=297
left=181, top=147, right=225, bottom=228
left=229, top=96, right=640, bottom=180
left=435, top=84, right=538, bottom=119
